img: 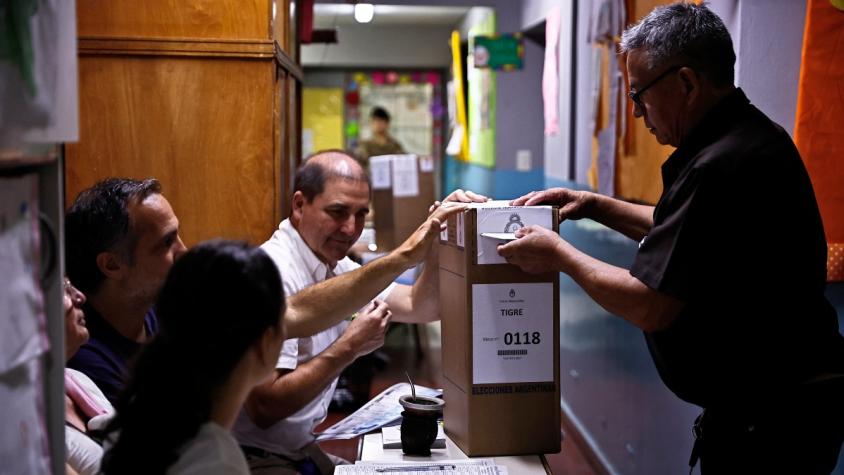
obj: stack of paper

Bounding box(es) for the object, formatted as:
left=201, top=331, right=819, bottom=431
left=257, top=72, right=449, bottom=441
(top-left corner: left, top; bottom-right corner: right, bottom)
left=336, top=459, right=508, bottom=474
left=381, top=423, right=446, bottom=449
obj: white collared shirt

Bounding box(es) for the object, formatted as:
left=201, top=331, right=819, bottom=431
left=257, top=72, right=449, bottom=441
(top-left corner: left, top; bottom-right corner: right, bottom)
left=232, top=219, right=394, bottom=455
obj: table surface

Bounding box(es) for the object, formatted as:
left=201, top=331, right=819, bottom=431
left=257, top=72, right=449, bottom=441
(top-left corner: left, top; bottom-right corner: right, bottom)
left=358, top=432, right=551, bottom=474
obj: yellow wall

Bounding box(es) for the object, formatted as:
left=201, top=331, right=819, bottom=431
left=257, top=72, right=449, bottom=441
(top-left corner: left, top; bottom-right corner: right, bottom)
left=303, top=88, right=343, bottom=155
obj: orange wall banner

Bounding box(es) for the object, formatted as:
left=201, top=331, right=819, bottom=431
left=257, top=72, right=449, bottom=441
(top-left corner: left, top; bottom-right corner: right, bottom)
left=793, top=0, right=844, bottom=281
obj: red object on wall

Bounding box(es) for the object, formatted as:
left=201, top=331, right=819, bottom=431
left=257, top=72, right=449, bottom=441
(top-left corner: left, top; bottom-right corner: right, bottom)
left=793, top=0, right=844, bottom=281
left=299, top=0, right=314, bottom=44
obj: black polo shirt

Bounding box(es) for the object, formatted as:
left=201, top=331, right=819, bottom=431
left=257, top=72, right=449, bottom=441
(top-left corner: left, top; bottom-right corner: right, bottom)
left=630, top=88, right=844, bottom=409
left=67, top=303, right=159, bottom=404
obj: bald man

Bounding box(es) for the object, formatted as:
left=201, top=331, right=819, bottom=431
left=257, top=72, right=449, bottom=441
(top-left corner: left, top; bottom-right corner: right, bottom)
left=233, top=150, right=485, bottom=474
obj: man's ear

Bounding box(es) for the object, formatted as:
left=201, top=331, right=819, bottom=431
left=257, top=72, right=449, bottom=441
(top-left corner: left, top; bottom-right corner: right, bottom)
left=291, top=191, right=306, bottom=222
left=95, top=251, right=127, bottom=282
left=679, top=67, right=700, bottom=103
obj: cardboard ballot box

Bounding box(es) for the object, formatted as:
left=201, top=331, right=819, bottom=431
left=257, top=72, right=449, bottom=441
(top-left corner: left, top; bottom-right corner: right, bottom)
left=369, top=154, right=435, bottom=251
left=438, top=201, right=561, bottom=456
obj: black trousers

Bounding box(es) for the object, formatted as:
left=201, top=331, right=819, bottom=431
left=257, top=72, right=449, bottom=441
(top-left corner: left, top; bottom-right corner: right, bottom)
left=693, top=378, right=844, bottom=474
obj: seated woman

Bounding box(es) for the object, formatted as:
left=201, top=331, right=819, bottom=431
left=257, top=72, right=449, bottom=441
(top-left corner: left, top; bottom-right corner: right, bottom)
left=64, top=277, right=114, bottom=475
left=100, top=240, right=285, bottom=475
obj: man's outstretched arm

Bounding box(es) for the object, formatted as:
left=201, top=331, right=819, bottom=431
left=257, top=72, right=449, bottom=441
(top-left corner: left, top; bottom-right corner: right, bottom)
left=283, top=202, right=466, bottom=338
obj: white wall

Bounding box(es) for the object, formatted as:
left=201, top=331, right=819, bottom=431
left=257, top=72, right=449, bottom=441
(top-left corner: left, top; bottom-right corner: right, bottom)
left=735, top=0, right=806, bottom=135
left=302, top=24, right=454, bottom=68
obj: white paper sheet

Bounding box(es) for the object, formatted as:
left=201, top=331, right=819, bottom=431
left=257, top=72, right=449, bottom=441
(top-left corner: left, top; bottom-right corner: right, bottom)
left=0, top=175, right=47, bottom=374
left=472, top=283, right=555, bottom=384
left=1, top=0, right=79, bottom=146
left=0, top=358, right=51, bottom=474
left=419, top=156, right=435, bottom=173
left=472, top=204, right=553, bottom=265
left=391, top=155, right=420, bottom=198
left=370, top=156, right=393, bottom=190
left=342, top=459, right=507, bottom=475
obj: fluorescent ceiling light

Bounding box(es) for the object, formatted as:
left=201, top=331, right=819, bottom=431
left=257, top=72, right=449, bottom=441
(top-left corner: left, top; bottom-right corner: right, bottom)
left=354, top=3, right=375, bottom=23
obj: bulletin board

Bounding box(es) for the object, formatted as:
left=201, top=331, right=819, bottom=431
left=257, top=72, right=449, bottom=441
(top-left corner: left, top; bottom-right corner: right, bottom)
left=344, top=71, right=445, bottom=164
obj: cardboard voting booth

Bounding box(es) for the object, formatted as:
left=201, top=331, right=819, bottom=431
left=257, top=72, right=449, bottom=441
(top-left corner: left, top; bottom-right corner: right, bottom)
left=370, top=154, right=436, bottom=251
left=438, top=201, right=561, bottom=456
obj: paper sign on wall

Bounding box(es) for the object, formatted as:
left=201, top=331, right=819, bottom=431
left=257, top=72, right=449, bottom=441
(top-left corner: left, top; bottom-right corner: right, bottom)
left=391, top=154, right=419, bottom=197
left=420, top=156, right=435, bottom=172
left=472, top=283, right=554, bottom=384
left=472, top=201, right=553, bottom=265
left=370, top=156, right=392, bottom=190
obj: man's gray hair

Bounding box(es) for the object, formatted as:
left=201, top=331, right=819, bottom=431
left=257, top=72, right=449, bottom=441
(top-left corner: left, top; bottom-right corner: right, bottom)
left=620, top=2, right=736, bottom=87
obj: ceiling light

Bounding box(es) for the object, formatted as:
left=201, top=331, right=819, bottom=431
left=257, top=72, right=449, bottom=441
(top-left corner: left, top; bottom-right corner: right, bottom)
left=354, top=3, right=375, bottom=23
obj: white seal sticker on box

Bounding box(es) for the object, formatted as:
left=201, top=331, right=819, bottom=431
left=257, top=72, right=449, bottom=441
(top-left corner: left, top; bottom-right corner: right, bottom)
left=369, top=156, right=392, bottom=190
left=456, top=212, right=465, bottom=248
left=472, top=283, right=554, bottom=384
left=472, top=202, right=553, bottom=265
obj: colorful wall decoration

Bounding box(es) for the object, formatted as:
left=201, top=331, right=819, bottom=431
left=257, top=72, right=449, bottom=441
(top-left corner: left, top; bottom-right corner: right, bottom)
left=473, top=33, right=524, bottom=71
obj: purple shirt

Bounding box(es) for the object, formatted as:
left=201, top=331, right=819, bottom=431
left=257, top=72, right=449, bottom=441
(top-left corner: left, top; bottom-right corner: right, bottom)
left=67, top=304, right=158, bottom=405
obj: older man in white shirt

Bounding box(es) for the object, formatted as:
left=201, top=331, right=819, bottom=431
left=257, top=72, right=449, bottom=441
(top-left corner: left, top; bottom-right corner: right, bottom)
left=232, top=150, right=486, bottom=474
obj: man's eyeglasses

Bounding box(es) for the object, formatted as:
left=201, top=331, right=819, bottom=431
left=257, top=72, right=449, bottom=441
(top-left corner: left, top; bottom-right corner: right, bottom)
left=628, top=65, right=683, bottom=108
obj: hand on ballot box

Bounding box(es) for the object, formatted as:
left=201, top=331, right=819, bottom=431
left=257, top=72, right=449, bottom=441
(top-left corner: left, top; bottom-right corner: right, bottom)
left=496, top=225, right=568, bottom=274
left=394, top=201, right=468, bottom=268
left=428, top=188, right=490, bottom=213
left=511, top=187, right=594, bottom=222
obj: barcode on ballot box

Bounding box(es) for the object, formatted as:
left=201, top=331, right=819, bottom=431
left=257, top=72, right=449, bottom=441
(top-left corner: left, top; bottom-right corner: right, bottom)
left=497, top=349, right=528, bottom=356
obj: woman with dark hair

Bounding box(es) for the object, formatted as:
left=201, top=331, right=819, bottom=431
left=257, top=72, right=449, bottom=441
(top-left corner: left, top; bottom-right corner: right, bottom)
left=100, top=240, right=286, bottom=474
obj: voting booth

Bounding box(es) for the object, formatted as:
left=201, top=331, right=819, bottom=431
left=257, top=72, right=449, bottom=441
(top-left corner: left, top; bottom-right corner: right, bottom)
left=370, top=154, right=436, bottom=251
left=438, top=202, right=561, bottom=456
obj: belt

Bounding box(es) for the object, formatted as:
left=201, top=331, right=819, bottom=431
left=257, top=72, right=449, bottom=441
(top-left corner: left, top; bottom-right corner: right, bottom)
left=240, top=445, right=319, bottom=475
left=240, top=445, right=301, bottom=461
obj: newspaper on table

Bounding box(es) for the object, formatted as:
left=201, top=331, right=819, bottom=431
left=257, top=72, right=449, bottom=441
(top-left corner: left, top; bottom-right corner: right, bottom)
left=315, top=383, right=441, bottom=441
left=337, top=459, right=508, bottom=475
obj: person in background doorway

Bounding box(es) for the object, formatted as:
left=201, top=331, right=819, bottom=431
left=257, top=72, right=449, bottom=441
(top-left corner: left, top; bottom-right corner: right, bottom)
left=355, top=106, right=405, bottom=168
left=497, top=3, right=844, bottom=474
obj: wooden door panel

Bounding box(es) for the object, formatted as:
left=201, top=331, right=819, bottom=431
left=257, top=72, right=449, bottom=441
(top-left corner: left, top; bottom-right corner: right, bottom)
left=66, top=55, right=278, bottom=246
left=77, top=0, right=272, bottom=40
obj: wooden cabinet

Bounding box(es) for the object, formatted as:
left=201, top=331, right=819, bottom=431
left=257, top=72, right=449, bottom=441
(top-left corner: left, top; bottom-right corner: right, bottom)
left=67, top=0, right=302, bottom=245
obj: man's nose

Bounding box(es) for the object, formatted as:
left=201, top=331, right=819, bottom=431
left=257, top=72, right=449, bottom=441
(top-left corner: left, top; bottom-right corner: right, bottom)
left=340, top=215, right=356, bottom=235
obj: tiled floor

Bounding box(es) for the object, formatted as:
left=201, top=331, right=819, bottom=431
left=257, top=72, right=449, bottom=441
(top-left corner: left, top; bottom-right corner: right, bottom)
left=316, top=324, right=602, bottom=474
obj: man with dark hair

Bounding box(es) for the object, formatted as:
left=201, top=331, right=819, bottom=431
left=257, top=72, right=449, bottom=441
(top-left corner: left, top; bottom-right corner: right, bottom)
left=354, top=106, right=405, bottom=167
left=498, top=3, right=844, bottom=473
left=66, top=178, right=187, bottom=403
left=234, top=150, right=486, bottom=474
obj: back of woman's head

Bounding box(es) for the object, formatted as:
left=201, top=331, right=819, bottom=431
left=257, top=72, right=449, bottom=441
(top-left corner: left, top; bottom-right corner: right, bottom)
left=101, top=240, right=284, bottom=475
